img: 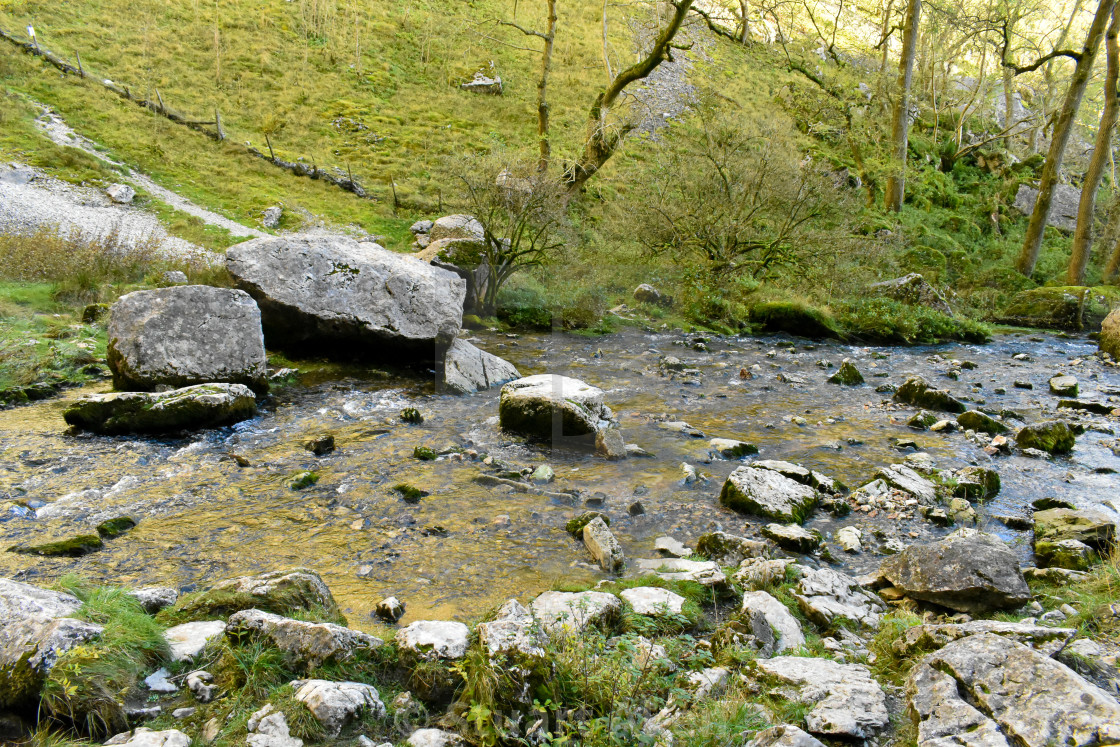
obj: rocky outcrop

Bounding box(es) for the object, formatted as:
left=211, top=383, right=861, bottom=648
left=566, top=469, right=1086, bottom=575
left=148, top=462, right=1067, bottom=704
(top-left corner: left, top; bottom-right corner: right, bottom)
left=395, top=621, right=470, bottom=660
left=893, top=376, right=966, bottom=413
left=754, top=657, right=889, bottom=738
left=893, top=620, right=1076, bottom=658
left=63, top=384, right=257, bottom=435
left=171, top=569, right=339, bottom=620
left=869, top=273, right=952, bottom=315
left=1000, top=285, right=1120, bottom=331
left=907, top=633, right=1120, bottom=747
left=748, top=725, right=826, bottom=747
left=499, top=375, right=621, bottom=455
left=719, top=467, right=819, bottom=524
left=226, top=236, right=465, bottom=356
left=793, top=567, right=885, bottom=629
left=1013, top=183, right=1080, bottom=231
left=441, top=338, right=519, bottom=394
left=0, top=579, right=103, bottom=706
left=530, top=591, right=621, bottom=635
left=226, top=610, right=381, bottom=670
left=106, top=286, right=268, bottom=393
left=291, top=679, right=385, bottom=737
left=878, top=530, right=1030, bottom=613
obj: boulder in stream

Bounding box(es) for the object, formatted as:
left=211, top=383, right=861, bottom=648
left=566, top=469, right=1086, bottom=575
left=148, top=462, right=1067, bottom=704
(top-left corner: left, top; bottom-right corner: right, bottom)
left=171, top=568, right=340, bottom=621
left=1016, top=420, right=1077, bottom=454
left=63, top=384, right=257, bottom=435
left=999, top=285, right=1120, bottom=331
left=956, top=410, right=1008, bottom=435
left=106, top=286, right=268, bottom=393
left=440, top=338, right=520, bottom=394
left=1102, top=308, right=1120, bottom=358
left=719, top=467, right=819, bottom=524
left=226, top=235, right=465, bottom=357
left=893, top=376, right=966, bottom=413
left=499, top=375, right=622, bottom=456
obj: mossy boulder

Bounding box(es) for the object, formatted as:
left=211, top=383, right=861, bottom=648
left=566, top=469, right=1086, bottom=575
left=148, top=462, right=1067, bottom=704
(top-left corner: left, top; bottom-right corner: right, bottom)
left=748, top=302, right=840, bottom=339
left=828, top=361, right=864, bottom=386
left=1033, top=508, right=1116, bottom=549
left=1016, top=421, right=1077, bottom=454
left=952, top=467, right=1001, bottom=502
left=956, top=410, right=1008, bottom=435
left=907, top=410, right=939, bottom=429
left=1102, top=308, right=1120, bottom=359
left=8, top=534, right=103, bottom=557
left=166, top=568, right=343, bottom=624
left=565, top=512, right=610, bottom=535
left=998, top=286, right=1120, bottom=331
left=96, top=517, right=136, bottom=538
left=1034, top=539, right=1094, bottom=571
left=63, top=384, right=258, bottom=435
left=894, top=376, right=966, bottom=413
left=719, top=467, right=819, bottom=524
left=499, top=375, right=611, bottom=442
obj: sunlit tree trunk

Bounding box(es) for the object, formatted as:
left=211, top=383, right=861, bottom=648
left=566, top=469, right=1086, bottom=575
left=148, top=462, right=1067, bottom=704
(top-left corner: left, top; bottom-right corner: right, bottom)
left=885, top=0, right=922, bottom=212
left=1017, top=0, right=1116, bottom=276
left=1069, top=8, right=1120, bottom=284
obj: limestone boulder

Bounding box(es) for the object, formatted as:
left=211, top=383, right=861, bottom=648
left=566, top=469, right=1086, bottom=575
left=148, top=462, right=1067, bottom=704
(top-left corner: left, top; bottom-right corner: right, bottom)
left=634, top=558, right=727, bottom=587
left=755, top=657, right=889, bottom=738
left=748, top=725, right=826, bottom=747
left=695, top=531, right=772, bottom=565
left=291, top=679, right=385, bottom=737
left=106, top=729, right=190, bottom=747
left=499, top=375, right=619, bottom=451
left=530, top=591, right=621, bottom=635
left=395, top=621, right=470, bottom=660
left=893, top=376, right=966, bottom=413
left=441, top=338, right=519, bottom=395
left=226, top=610, right=381, bottom=670
left=793, top=567, right=886, bottom=629
left=907, top=633, right=1120, bottom=747
left=1000, top=285, right=1120, bottom=331
left=106, top=286, right=268, bottom=393
left=582, top=517, right=624, bottom=573
left=719, top=467, right=819, bottom=524
left=1034, top=508, right=1116, bottom=550
left=226, top=235, right=465, bottom=356
left=875, top=464, right=938, bottom=503
left=164, top=621, right=226, bottom=662
left=476, top=599, right=545, bottom=661
left=172, top=568, right=339, bottom=620
left=63, top=383, right=257, bottom=435
left=740, top=591, right=805, bottom=653
left=879, top=530, right=1030, bottom=613
left=893, top=620, right=1076, bottom=658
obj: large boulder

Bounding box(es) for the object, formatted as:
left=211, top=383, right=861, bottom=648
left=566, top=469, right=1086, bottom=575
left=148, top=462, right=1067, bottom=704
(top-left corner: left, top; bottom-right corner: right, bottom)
left=441, top=338, right=519, bottom=395
left=1102, top=308, right=1120, bottom=358
left=999, top=285, right=1120, bottom=331
left=719, top=467, right=819, bottom=524
left=171, top=569, right=339, bottom=621
left=1034, top=508, right=1116, bottom=548
left=1016, top=420, right=1077, bottom=454
left=0, top=579, right=103, bottom=706
left=906, top=633, right=1120, bottom=747
left=428, top=215, right=485, bottom=243
left=226, top=610, right=381, bottom=670
left=395, top=621, right=470, bottom=661
left=106, top=286, right=268, bottom=393
left=1013, top=183, right=1080, bottom=232
left=499, top=375, right=615, bottom=444
left=62, top=383, right=257, bottom=435
left=878, top=530, right=1030, bottom=613
left=869, top=273, right=952, bottom=315
left=226, top=236, right=465, bottom=356
left=893, top=376, right=966, bottom=413
left=754, top=657, right=889, bottom=739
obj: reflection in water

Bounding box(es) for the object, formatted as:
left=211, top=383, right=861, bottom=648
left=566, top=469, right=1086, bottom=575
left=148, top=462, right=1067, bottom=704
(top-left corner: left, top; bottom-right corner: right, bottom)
left=0, top=328, right=1116, bottom=630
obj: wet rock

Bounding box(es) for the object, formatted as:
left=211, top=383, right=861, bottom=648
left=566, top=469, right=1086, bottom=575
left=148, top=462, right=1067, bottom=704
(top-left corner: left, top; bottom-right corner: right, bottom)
left=582, top=517, right=624, bottom=573
left=708, top=438, right=758, bottom=458
left=1016, top=420, right=1077, bottom=454
left=396, top=621, right=470, bottom=660
left=1035, top=539, right=1095, bottom=570
left=530, top=465, right=554, bottom=483
left=530, top=591, right=621, bottom=635
left=476, top=599, right=545, bottom=661
left=106, top=286, right=268, bottom=393
left=635, top=558, right=727, bottom=587
left=565, top=512, right=609, bottom=535
left=375, top=597, right=405, bottom=624
left=407, top=729, right=463, bottom=747
left=720, top=467, right=819, bottom=524
left=747, top=725, right=826, bottom=747
left=165, top=621, right=226, bottom=662
left=869, top=273, right=952, bottom=315
left=226, top=610, right=381, bottom=670
left=64, top=383, right=257, bottom=435
left=1058, top=399, right=1115, bottom=415
left=907, top=411, right=938, bottom=429
left=172, top=568, right=339, bottom=620
left=751, top=460, right=842, bottom=494
left=906, top=633, right=1120, bottom=747
left=303, top=434, right=335, bottom=456
left=793, top=567, right=885, bottom=629
left=754, top=657, right=889, bottom=738
left=879, top=530, right=1030, bottom=613
left=894, top=376, right=966, bottom=413
left=594, top=426, right=628, bottom=460
left=957, top=410, right=1008, bottom=435
left=291, top=679, right=385, bottom=737
left=128, top=587, right=178, bottom=614
left=1049, top=375, right=1079, bottom=396
left=658, top=420, right=704, bottom=437
left=499, top=374, right=613, bottom=443
left=227, top=235, right=465, bottom=356
left=762, top=524, right=822, bottom=553
left=741, top=591, right=805, bottom=653
left=953, top=466, right=1001, bottom=501
left=8, top=534, right=103, bottom=557
left=827, top=360, right=864, bottom=386
left=875, top=464, right=937, bottom=503
left=835, top=526, right=862, bottom=553
left=696, top=531, right=772, bottom=564
left=107, top=729, right=190, bottom=747
left=654, top=536, right=690, bottom=557
left=620, top=587, right=686, bottom=617
left=1102, top=308, right=1120, bottom=358
left=441, top=338, right=520, bottom=394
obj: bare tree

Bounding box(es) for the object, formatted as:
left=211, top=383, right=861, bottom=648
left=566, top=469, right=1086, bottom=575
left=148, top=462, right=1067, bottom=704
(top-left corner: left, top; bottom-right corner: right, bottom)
left=1015, top=0, right=1116, bottom=277
left=500, top=0, right=558, bottom=172
left=1069, top=6, right=1120, bottom=283
left=885, top=0, right=922, bottom=212
left=563, top=0, right=695, bottom=194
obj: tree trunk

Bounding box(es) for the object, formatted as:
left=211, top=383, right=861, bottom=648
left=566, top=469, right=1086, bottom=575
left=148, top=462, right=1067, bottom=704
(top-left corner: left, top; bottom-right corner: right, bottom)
left=739, top=0, right=750, bottom=42
left=1017, top=0, right=1116, bottom=277
left=537, top=0, right=557, bottom=172
left=1068, top=7, right=1120, bottom=284
left=884, top=0, right=921, bottom=212
left=1003, top=67, right=1016, bottom=147
left=564, top=0, right=694, bottom=194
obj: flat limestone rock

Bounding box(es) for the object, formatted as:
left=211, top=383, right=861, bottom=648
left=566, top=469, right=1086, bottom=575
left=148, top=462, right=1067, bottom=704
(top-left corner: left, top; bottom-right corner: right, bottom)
left=907, top=633, right=1120, bottom=747
left=106, top=286, right=268, bottom=393
left=291, top=679, right=385, bottom=737
left=875, top=464, right=938, bottom=503
left=441, top=338, right=520, bottom=395
left=793, top=567, right=885, bottom=629
left=893, top=620, right=1076, bottom=658
left=748, top=725, right=826, bottom=747
left=720, top=467, right=819, bottom=524
left=620, top=587, right=686, bottom=617
left=226, top=610, right=381, bottom=670
left=879, top=530, right=1030, bottom=613
left=476, top=599, right=545, bottom=660
left=530, top=591, right=621, bottom=635
left=755, top=656, right=889, bottom=738
left=634, top=558, right=727, bottom=587
left=226, top=235, right=465, bottom=355
left=165, top=621, right=227, bottom=662
left=741, top=591, right=805, bottom=653
left=395, top=621, right=470, bottom=660
left=63, top=383, right=257, bottom=435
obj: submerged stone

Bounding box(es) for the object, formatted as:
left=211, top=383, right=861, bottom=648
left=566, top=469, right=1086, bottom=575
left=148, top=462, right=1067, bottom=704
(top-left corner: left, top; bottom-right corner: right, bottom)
left=63, top=383, right=257, bottom=435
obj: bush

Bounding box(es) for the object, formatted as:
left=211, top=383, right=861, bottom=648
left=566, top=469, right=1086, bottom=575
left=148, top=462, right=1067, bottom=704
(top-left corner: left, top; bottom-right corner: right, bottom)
left=836, top=298, right=991, bottom=344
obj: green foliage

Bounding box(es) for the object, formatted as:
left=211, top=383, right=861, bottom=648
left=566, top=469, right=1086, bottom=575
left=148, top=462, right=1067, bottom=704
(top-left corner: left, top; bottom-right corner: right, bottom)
left=866, top=611, right=924, bottom=687
left=413, top=446, right=438, bottom=461
left=289, top=471, right=320, bottom=490
left=393, top=483, right=427, bottom=502
left=749, top=301, right=841, bottom=339
left=836, top=298, right=991, bottom=344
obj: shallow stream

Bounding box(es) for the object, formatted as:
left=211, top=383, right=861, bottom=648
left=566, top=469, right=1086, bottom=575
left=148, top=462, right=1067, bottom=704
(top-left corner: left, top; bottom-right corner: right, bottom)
left=0, top=328, right=1117, bottom=630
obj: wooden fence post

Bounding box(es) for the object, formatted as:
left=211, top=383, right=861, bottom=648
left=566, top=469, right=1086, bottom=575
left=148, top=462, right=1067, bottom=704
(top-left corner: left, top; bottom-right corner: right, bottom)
left=215, top=109, right=224, bottom=140
left=75, top=50, right=84, bottom=78
left=265, top=133, right=275, bottom=160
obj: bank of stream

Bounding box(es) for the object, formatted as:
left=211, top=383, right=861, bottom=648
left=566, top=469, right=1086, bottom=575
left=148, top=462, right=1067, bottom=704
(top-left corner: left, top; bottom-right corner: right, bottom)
left=0, top=327, right=1117, bottom=630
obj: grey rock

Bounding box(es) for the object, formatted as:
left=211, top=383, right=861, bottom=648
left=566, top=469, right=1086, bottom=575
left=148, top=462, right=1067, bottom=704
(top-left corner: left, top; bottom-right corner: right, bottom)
left=755, top=656, right=889, bottom=738
left=894, top=375, right=966, bottom=413
left=107, top=729, right=190, bottom=747
left=161, top=270, right=188, bottom=285
left=128, top=586, right=178, bottom=614
left=794, top=567, right=886, bottom=629
left=1049, top=375, right=1079, bottom=396
left=177, top=568, right=338, bottom=619
left=734, top=557, right=795, bottom=590
left=530, top=591, right=621, bottom=635
left=144, top=667, right=178, bottom=693
left=499, top=374, right=613, bottom=442
left=620, top=587, right=686, bottom=617
left=409, top=219, right=434, bottom=235
left=171, top=707, right=195, bottom=719
left=958, top=410, right=1009, bottom=435
left=226, top=235, right=465, bottom=355
left=879, top=530, right=1031, bottom=613
left=407, top=729, right=463, bottom=747
left=64, top=383, right=257, bottom=435
left=748, top=725, right=826, bottom=747
left=634, top=283, right=669, bottom=306
left=583, top=517, right=624, bottom=572
left=741, top=591, right=805, bottom=653
left=226, top=609, right=381, bottom=670
left=246, top=705, right=303, bottom=747
left=635, top=558, right=727, bottom=586
left=654, top=536, right=690, bottom=557
left=291, top=679, right=386, bottom=737
left=186, top=670, right=215, bottom=703
left=835, top=526, right=862, bottom=553
left=907, top=633, right=1120, bottom=747
left=1013, top=183, right=1080, bottom=232
left=165, top=621, right=226, bottom=662
left=262, top=206, right=282, bottom=229
left=395, top=620, right=470, bottom=660
left=459, top=72, right=503, bottom=94
left=719, top=467, right=819, bottom=524
left=869, top=273, right=952, bottom=315
left=761, top=523, right=822, bottom=553
left=374, top=596, right=405, bottom=624
left=893, top=620, right=1076, bottom=658
left=476, top=599, right=545, bottom=660
left=708, top=437, right=758, bottom=458
left=1034, top=508, right=1116, bottom=549
left=106, top=183, right=136, bottom=204
left=696, top=531, right=773, bottom=565
left=107, top=286, right=267, bottom=392
left=429, top=215, right=484, bottom=243
left=441, top=338, right=520, bottom=395
left=876, top=464, right=938, bottom=503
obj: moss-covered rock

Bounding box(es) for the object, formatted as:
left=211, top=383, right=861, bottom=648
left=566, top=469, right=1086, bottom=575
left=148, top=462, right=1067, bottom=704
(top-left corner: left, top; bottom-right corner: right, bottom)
left=1033, top=508, right=1116, bottom=549
left=1016, top=421, right=1077, bottom=454
left=165, top=568, right=343, bottom=624
left=748, top=302, right=840, bottom=339
left=63, top=384, right=257, bottom=435
left=894, top=376, right=966, bottom=413
left=828, top=361, right=864, bottom=386
left=999, top=286, right=1120, bottom=331
left=1102, top=308, right=1120, bottom=359
left=907, top=410, right=939, bottom=429
left=957, top=410, right=1008, bottom=435
left=9, top=534, right=103, bottom=557
left=565, top=512, right=609, bottom=535
left=1034, top=539, right=1094, bottom=571
left=290, top=471, right=320, bottom=490
left=96, top=517, right=136, bottom=538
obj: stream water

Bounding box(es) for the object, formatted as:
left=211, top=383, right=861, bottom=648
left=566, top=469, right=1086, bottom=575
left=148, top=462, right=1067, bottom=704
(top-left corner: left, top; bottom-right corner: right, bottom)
left=0, top=328, right=1117, bottom=631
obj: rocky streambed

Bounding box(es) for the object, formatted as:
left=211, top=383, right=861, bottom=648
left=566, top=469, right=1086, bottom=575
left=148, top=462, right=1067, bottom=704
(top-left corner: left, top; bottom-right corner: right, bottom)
left=0, top=327, right=1117, bottom=625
